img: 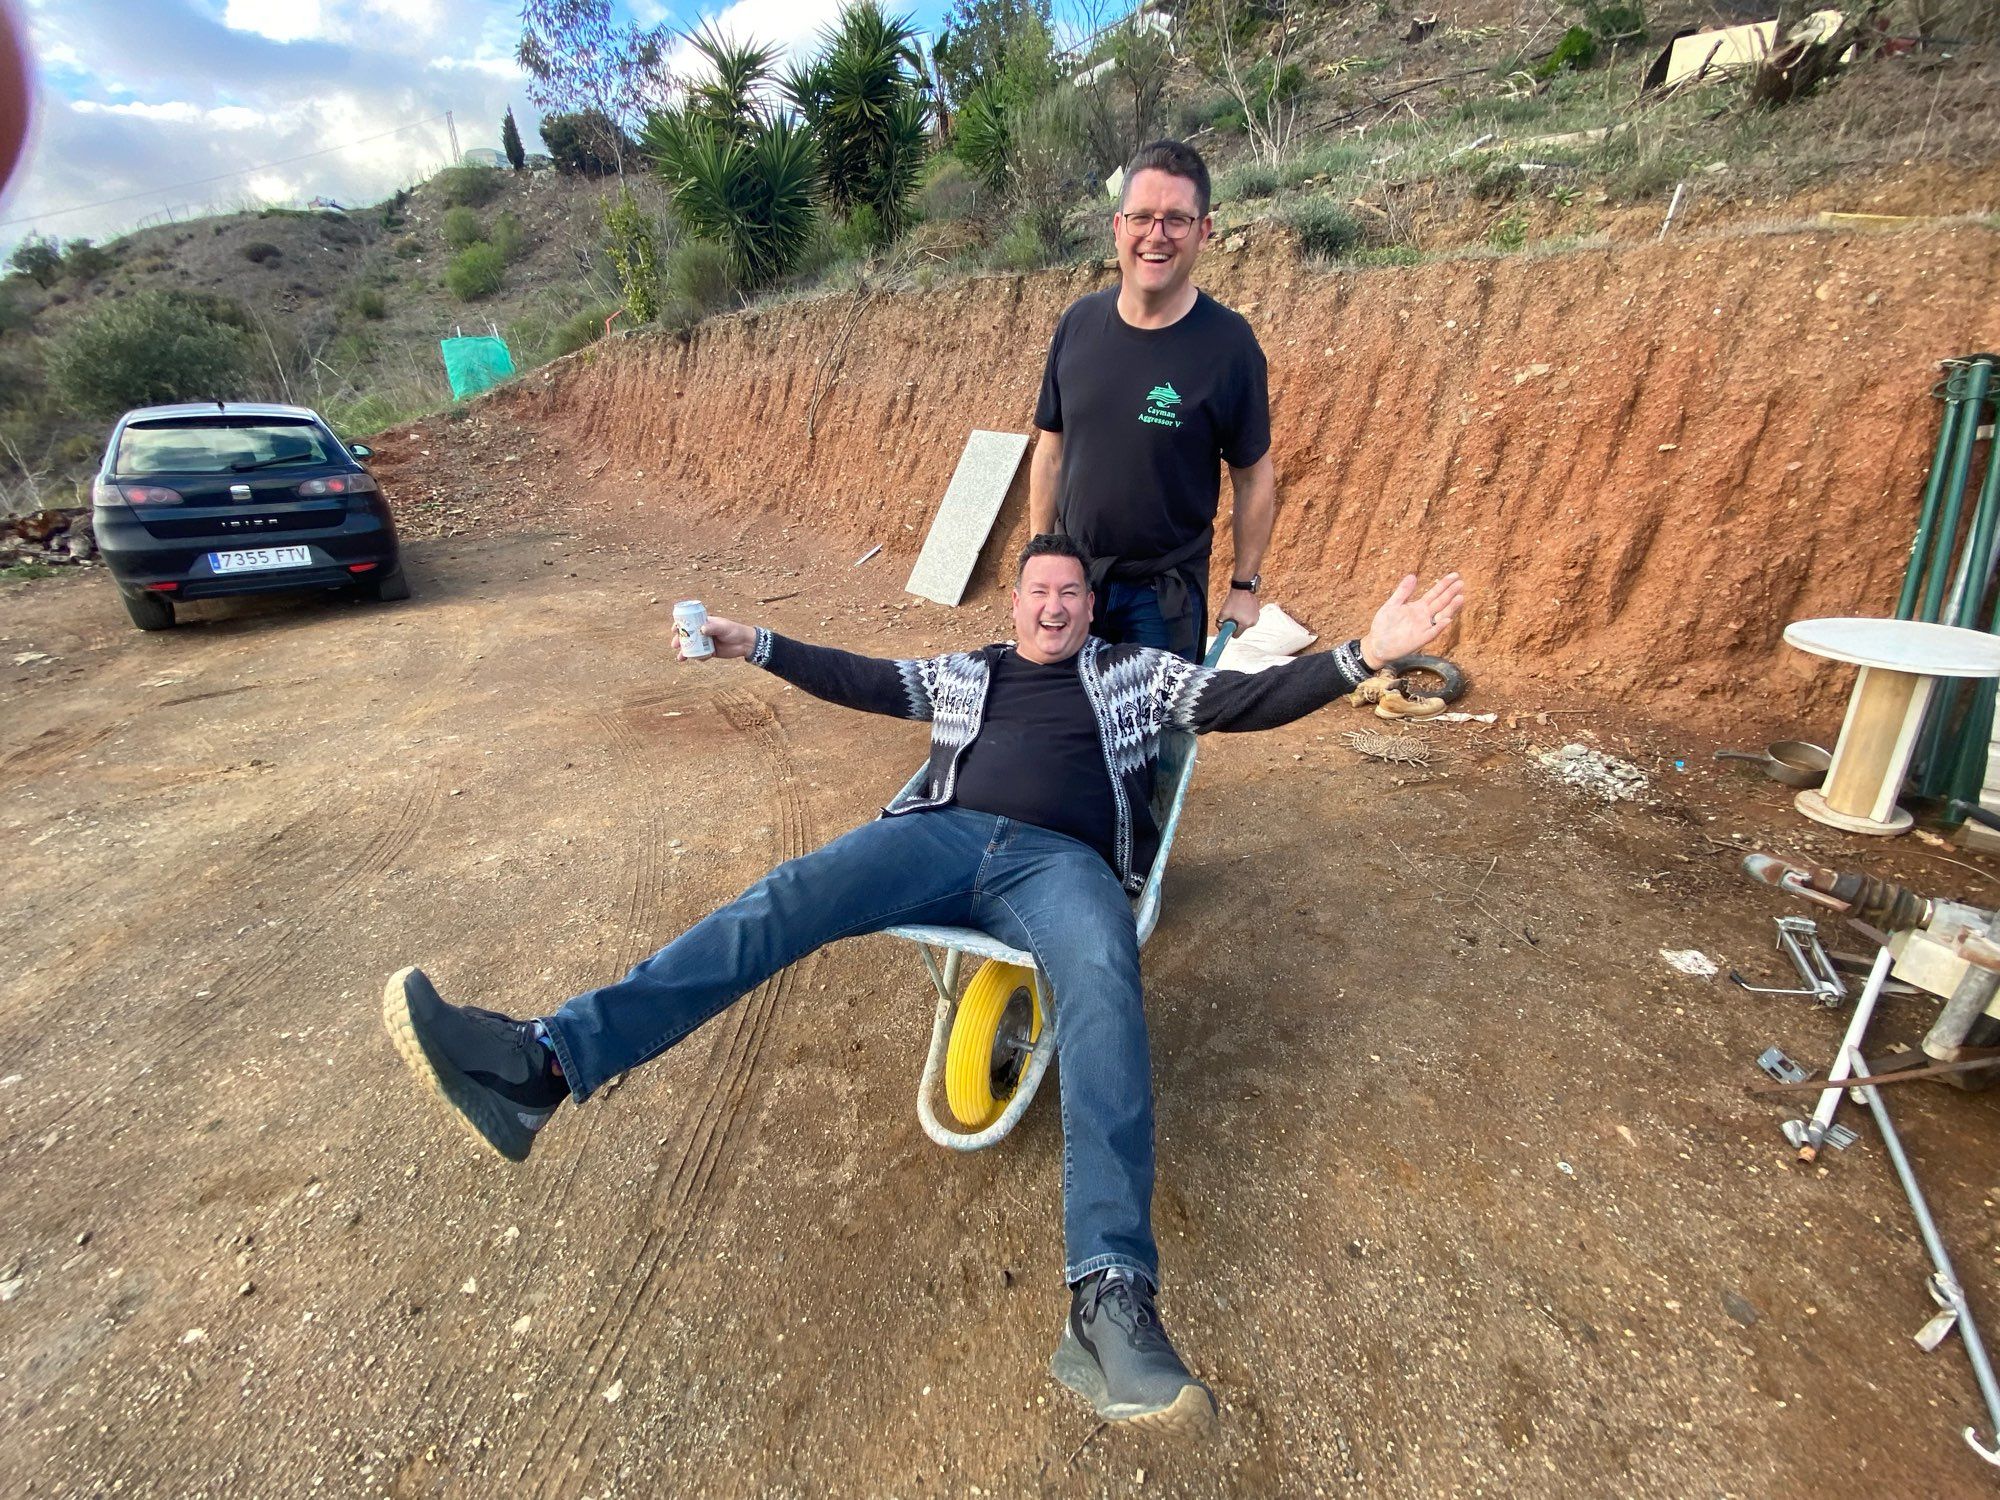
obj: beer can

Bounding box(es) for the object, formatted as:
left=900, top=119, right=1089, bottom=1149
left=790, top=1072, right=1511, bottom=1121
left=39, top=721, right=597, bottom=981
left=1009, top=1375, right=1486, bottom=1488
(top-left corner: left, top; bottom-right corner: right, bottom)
left=674, top=599, right=713, bottom=658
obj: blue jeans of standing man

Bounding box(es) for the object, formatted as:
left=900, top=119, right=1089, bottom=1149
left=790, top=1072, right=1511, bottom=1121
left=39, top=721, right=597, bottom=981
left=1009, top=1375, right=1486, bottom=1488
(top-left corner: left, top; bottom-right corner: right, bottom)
left=540, top=805, right=1159, bottom=1288
left=1094, top=578, right=1206, bottom=664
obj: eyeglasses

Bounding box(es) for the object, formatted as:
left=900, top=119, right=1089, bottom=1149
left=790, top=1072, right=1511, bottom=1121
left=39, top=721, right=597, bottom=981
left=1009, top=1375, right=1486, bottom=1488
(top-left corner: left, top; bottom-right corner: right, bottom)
left=1120, top=211, right=1198, bottom=240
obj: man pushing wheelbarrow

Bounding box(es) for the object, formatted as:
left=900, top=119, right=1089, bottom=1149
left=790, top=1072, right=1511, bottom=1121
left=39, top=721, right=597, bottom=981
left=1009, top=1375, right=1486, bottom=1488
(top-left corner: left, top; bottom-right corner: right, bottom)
left=383, top=533, right=1464, bottom=1438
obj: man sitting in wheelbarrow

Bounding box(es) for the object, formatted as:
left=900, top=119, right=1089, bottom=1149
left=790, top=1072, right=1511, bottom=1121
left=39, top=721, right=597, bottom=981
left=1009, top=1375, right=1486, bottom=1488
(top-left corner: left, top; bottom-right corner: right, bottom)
left=384, top=534, right=1463, bottom=1438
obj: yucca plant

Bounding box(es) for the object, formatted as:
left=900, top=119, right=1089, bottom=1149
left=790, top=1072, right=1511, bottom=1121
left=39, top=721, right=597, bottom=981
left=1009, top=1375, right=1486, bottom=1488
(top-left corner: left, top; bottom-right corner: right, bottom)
left=643, top=111, right=819, bottom=288
left=787, top=2, right=930, bottom=240
left=683, top=22, right=778, bottom=140
left=953, top=82, right=1009, bottom=193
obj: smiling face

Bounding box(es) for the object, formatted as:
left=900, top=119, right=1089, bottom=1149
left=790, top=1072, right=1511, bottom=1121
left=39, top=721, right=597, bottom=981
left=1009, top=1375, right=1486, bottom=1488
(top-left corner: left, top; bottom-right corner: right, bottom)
left=1113, top=167, right=1211, bottom=300
left=1012, top=553, right=1094, bottom=664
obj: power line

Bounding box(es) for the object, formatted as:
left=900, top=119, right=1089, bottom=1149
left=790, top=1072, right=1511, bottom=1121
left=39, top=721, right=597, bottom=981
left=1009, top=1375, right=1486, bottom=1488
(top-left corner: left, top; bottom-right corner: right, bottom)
left=0, top=111, right=455, bottom=231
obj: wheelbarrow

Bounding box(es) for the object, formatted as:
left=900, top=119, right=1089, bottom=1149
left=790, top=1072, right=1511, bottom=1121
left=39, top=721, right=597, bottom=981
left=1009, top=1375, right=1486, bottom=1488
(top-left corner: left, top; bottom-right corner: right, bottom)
left=886, top=624, right=1235, bottom=1151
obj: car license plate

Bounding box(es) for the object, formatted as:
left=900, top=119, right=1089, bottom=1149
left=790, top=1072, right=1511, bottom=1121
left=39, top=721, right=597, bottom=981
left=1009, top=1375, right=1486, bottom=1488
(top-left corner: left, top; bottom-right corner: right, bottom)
left=209, top=545, right=313, bottom=574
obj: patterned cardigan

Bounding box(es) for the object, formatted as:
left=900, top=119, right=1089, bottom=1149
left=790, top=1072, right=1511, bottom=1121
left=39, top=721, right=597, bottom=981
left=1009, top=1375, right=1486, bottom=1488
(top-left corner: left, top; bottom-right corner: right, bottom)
left=749, top=629, right=1374, bottom=893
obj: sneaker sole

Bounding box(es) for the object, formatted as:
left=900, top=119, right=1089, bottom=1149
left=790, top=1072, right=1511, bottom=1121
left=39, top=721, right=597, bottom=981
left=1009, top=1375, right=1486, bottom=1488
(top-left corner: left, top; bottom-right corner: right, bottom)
left=381, top=966, right=534, bottom=1163
left=1050, top=1333, right=1218, bottom=1439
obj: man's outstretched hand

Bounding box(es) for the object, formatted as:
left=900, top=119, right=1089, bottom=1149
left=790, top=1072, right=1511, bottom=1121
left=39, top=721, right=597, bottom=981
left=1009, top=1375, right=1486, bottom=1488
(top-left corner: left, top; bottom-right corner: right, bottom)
left=1359, top=572, right=1465, bottom=669
left=686, top=614, right=756, bottom=661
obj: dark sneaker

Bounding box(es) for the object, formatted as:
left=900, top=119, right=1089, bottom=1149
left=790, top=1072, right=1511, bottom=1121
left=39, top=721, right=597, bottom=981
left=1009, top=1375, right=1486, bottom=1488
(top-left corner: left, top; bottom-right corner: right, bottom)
left=381, top=966, right=566, bottom=1162
left=1050, top=1269, right=1217, bottom=1438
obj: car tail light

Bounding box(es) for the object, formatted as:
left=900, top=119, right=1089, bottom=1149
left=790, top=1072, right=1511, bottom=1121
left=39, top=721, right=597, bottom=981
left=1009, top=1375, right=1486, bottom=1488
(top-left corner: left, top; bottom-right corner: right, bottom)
left=347, top=562, right=379, bottom=574
left=109, top=482, right=184, bottom=505
left=297, top=474, right=379, bottom=497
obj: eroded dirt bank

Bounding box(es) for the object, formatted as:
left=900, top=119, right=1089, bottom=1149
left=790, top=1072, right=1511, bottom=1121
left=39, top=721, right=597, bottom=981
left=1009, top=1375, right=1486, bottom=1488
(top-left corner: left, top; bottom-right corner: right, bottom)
left=417, top=221, right=2000, bottom=738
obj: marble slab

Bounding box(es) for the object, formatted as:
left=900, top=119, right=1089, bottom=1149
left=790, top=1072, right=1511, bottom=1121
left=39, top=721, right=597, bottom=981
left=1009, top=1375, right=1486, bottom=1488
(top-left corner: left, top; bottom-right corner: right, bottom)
left=904, top=430, right=1030, bottom=607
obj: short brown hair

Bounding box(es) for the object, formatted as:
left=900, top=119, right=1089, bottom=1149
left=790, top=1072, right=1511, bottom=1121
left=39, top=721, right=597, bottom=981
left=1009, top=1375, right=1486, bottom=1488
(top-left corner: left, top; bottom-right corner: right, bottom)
left=1119, top=140, right=1211, bottom=218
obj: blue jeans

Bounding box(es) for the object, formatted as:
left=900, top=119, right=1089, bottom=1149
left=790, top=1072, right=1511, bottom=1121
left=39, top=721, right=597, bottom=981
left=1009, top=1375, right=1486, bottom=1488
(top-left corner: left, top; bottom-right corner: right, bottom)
left=1094, top=578, right=1205, bottom=663
left=540, top=806, right=1158, bottom=1287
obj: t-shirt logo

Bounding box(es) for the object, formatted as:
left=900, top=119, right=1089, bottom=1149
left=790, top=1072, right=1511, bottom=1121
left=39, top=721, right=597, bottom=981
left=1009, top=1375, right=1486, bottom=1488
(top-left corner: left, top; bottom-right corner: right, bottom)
left=1139, top=382, right=1183, bottom=429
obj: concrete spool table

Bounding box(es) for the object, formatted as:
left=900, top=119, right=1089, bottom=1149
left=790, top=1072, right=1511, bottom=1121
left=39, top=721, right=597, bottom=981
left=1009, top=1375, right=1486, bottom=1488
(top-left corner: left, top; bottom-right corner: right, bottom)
left=1783, top=617, right=2000, bottom=835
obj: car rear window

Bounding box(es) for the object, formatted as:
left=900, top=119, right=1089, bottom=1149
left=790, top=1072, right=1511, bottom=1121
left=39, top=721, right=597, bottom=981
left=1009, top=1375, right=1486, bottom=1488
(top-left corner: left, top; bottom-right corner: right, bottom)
left=116, top=420, right=336, bottom=476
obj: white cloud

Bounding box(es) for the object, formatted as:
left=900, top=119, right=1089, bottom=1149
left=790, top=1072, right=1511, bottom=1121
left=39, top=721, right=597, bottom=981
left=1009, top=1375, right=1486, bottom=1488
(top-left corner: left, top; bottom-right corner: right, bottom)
left=2, top=0, right=535, bottom=246
left=222, top=0, right=328, bottom=44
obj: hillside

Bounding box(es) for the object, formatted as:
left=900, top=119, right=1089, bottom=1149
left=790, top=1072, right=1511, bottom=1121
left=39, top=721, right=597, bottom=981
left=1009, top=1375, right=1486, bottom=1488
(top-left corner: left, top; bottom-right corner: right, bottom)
left=0, top=0, right=1994, bottom=524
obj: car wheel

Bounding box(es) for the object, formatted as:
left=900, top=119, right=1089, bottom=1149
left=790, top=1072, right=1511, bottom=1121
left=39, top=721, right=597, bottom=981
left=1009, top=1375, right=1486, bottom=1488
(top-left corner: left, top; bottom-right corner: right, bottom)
left=121, top=589, right=175, bottom=631
left=369, top=565, right=411, bottom=602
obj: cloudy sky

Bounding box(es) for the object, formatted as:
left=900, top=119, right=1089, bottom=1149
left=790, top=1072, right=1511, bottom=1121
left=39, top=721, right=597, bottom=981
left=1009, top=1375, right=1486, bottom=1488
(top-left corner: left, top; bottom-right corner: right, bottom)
left=1, top=0, right=950, bottom=256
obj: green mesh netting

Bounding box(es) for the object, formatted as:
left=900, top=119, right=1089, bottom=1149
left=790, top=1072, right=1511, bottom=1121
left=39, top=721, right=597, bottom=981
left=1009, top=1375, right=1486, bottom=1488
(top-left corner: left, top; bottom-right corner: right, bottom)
left=439, top=336, right=515, bottom=400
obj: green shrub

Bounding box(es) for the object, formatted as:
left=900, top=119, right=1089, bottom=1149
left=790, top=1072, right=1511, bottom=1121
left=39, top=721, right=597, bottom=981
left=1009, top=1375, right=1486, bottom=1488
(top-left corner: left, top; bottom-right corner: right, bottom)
left=393, top=236, right=422, bottom=260
left=915, top=157, right=981, bottom=223
left=346, top=287, right=388, bottom=320
left=444, top=243, right=506, bottom=300
left=665, top=238, right=736, bottom=315
left=64, top=239, right=115, bottom=282
left=603, top=189, right=664, bottom=322
left=45, top=290, right=252, bottom=416
left=1217, top=162, right=1280, bottom=204
left=435, top=164, right=503, bottom=207
left=988, top=215, right=1054, bottom=272
left=241, top=241, right=282, bottom=263
left=1577, top=0, right=1646, bottom=43
left=441, top=206, right=483, bottom=249
left=1488, top=210, right=1528, bottom=251
left=1539, top=26, right=1598, bottom=77
left=1281, top=197, right=1363, bottom=260
left=833, top=205, right=886, bottom=259
left=490, top=211, right=528, bottom=263
left=0, top=284, right=30, bottom=334
left=546, top=306, right=617, bottom=358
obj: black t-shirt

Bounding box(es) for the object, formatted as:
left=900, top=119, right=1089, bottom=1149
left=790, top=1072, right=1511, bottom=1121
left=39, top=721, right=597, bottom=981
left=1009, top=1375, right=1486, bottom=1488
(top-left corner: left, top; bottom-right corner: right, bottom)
left=950, top=649, right=1119, bottom=866
left=1033, top=287, right=1270, bottom=573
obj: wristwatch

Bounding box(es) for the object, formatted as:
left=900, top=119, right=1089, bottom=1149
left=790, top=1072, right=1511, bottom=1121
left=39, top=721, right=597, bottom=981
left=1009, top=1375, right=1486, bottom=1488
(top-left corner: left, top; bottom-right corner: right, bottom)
left=1230, top=574, right=1261, bottom=594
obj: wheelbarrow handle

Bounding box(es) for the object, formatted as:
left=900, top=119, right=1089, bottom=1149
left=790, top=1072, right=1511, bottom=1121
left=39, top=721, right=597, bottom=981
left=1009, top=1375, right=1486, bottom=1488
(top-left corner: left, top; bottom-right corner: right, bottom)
left=1203, top=620, right=1238, bottom=669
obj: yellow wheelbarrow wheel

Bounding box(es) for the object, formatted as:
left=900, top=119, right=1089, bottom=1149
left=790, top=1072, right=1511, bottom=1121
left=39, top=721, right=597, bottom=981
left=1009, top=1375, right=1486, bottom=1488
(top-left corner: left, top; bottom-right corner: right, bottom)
left=945, top=961, right=1043, bottom=1130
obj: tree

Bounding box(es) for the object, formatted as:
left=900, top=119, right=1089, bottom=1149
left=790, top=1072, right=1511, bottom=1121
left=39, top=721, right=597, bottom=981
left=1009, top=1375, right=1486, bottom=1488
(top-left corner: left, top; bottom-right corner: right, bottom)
left=784, top=3, right=931, bottom=241
left=6, top=233, right=60, bottom=288
left=1183, top=0, right=1305, bottom=169
left=932, top=0, right=1055, bottom=117
left=46, top=291, right=252, bottom=416
left=502, top=106, right=527, bottom=171
left=517, top=0, right=673, bottom=179
left=540, top=110, right=633, bottom=175
left=62, top=238, right=116, bottom=283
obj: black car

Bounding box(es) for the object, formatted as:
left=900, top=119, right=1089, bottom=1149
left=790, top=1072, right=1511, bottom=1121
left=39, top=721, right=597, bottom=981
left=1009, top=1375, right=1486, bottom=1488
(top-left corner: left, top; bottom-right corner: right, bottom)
left=92, top=401, right=406, bottom=631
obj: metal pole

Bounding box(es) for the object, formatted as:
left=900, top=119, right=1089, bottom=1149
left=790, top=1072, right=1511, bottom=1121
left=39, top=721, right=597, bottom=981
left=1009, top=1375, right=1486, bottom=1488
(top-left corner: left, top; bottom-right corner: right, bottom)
left=1847, top=1050, right=2000, bottom=1467
left=1796, top=945, right=1893, bottom=1162
left=1899, top=372, right=1970, bottom=620
left=1944, top=373, right=2000, bottom=629
left=1920, top=358, right=1995, bottom=624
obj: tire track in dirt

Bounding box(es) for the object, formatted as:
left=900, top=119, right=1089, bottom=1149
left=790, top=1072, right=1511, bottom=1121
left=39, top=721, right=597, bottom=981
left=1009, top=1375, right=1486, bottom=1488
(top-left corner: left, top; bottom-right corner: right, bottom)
left=2, top=605, right=478, bottom=1144
left=505, top=684, right=816, bottom=1499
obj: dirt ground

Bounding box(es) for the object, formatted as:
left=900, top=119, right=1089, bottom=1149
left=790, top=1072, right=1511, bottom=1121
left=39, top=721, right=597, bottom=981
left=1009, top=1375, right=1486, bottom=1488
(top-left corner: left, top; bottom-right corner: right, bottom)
left=3, top=501, right=1999, bottom=1498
